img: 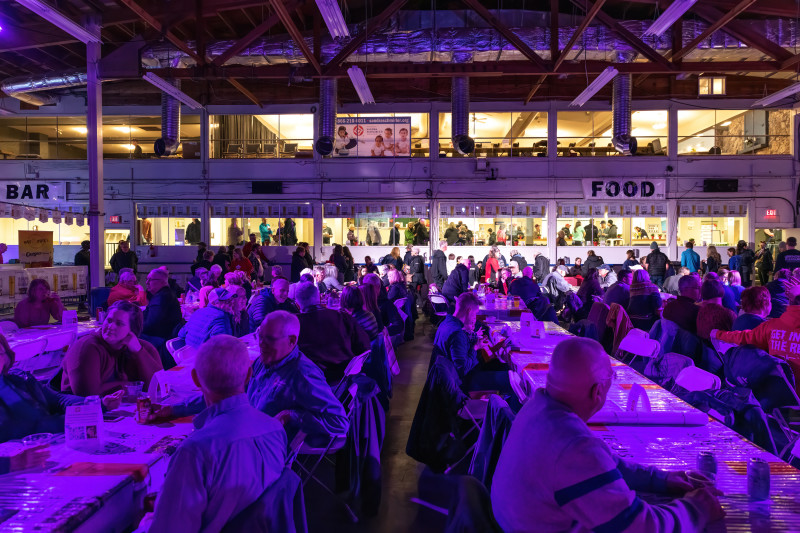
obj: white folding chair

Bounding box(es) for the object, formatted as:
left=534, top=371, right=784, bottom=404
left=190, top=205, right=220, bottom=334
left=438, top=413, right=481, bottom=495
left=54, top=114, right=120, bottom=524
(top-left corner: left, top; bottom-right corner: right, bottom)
left=11, top=339, right=48, bottom=363
left=333, top=350, right=371, bottom=394
left=0, top=321, right=18, bottom=335
left=394, top=297, right=409, bottom=323
left=617, top=334, right=660, bottom=368
left=675, top=366, right=722, bottom=392
left=626, top=328, right=650, bottom=340
left=172, top=345, right=197, bottom=365
left=444, top=397, right=489, bottom=474
left=44, top=330, right=77, bottom=353
left=165, top=337, right=184, bottom=356
left=381, top=328, right=400, bottom=376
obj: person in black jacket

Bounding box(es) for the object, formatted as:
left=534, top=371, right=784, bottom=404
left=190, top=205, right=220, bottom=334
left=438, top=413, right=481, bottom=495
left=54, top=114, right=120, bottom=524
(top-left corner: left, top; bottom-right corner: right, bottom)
left=186, top=218, right=201, bottom=245
left=532, top=251, right=550, bottom=282
left=509, top=266, right=541, bottom=302
left=645, top=241, right=670, bottom=288
left=414, top=218, right=429, bottom=245
left=582, top=250, right=604, bottom=276
left=442, top=256, right=471, bottom=303
left=510, top=250, right=527, bottom=271
left=468, top=257, right=481, bottom=286
left=141, top=268, right=182, bottom=365
left=290, top=247, right=307, bottom=282
left=736, top=240, right=755, bottom=287
left=212, top=246, right=230, bottom=274
left=443, top=222, right=459, bottom=246
left=407, top=247, right=426, bottom=306
left=109, top=240, right=137, bottom=274
left=388, top=223, right=402, bottom=246
left=430, top=240, right=448, bottom=289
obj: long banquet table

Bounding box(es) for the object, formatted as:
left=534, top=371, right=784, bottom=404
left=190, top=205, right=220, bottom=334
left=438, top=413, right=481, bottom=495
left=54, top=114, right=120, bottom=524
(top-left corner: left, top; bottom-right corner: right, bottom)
left=493, top=319, right=800, bottom=531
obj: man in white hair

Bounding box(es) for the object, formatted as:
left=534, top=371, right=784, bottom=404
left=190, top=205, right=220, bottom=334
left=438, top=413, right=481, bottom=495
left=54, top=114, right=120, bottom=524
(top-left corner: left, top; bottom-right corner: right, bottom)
left=248, top=311, right=348, bottom=446
left=509, top=265, right=541, bottom=302
left=491, top=338, right=723, bottom=533
left=151, top=335, right=286, bottom=532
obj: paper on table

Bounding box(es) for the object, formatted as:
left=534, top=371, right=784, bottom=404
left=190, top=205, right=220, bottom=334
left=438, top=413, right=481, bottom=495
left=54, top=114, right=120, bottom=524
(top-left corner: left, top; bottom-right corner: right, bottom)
left=56, top=462, right=150, bottom=482
left=588, top=410, right=709, bottom=426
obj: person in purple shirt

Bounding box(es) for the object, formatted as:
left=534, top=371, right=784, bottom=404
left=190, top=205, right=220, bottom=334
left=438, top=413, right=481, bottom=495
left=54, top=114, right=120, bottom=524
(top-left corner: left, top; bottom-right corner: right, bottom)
left=150, top=335, right=286, bottom=532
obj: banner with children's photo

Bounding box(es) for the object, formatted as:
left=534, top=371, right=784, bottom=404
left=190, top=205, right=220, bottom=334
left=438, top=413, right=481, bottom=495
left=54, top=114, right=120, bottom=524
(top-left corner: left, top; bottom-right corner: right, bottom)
left=334, top=117, right=412, bottom=157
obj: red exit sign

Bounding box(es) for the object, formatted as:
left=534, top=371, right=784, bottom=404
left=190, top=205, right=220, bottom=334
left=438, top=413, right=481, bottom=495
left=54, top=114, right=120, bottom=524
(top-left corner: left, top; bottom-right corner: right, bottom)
left=765, top=209, right=777, bottom=217
left=109, top=215, right=122, bottom=224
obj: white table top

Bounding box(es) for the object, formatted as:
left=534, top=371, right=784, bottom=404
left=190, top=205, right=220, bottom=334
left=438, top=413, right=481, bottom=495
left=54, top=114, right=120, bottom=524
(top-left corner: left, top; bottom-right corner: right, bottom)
left=501, top=320, right=800, bottom=530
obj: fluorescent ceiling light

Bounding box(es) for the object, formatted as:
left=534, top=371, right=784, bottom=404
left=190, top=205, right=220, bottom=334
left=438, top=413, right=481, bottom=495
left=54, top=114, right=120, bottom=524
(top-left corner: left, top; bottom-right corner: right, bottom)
left=569, top=67, right=618, bottom=107
left=142, top=72, right=203, bottom=110
left=15, top=0, right=102, bottom=43
left=652, top=123, right=666, bottom=130
left=73, top=126, right=87, bottom=134
left=720, top=121, right=732, bottom=126
left=642, top=0, right=699, bottom=38
left=347, top=66, right=375, bottom=105
left=315, top=0, right=350, bottom=39
left=752, top=81, right=800, bottom=107
left=113, top=126, right=131, bottom=133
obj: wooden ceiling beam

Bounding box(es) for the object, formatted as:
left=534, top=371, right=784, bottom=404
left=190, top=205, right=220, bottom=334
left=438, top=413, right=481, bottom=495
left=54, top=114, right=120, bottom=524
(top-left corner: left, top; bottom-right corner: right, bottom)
left=553, top=0, right=606, bottom=72
left=672, top=0, right=756, bottom=62
left=116, top=0, right=204, bottom=63
left=269, top=0, right=320, bottom=74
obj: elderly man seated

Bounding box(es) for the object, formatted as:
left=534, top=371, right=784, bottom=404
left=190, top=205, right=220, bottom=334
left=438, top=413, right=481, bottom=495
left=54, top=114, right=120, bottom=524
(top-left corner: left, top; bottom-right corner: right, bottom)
left=603, top=268, right=633, bottom=308
left=150, top=335, right=286, bottom=531
left=107, top=270, right=147, bottom=307
left=491, top=337, right=723, bottom=532
left=598, top=264, right=617, bottom=290
left=141, top=268, right=182, bottom=348
left=509, top=266, right=542, bottom=302
left=295, top=281, right=370, bottom=383
left=662, top=274, right=701, bottom=334
left=247, top=277, right=298, bottom=331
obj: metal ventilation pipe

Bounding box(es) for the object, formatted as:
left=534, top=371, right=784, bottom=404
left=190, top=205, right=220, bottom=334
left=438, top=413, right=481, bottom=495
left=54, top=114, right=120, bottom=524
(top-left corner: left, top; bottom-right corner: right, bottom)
left=154, top=80, right=181, bottom=157
left=315, top=78, right=337, bottom=156
left=451, top=76, right=474, bottom=155
left=1, top=71, right=87, bottom=106
left=612, top=73, right=637, bottom=155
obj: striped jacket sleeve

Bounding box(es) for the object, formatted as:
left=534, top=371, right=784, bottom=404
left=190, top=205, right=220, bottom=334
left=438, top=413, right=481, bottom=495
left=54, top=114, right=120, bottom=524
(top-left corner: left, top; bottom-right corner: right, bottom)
left=552, top=436, right=706, bottom=533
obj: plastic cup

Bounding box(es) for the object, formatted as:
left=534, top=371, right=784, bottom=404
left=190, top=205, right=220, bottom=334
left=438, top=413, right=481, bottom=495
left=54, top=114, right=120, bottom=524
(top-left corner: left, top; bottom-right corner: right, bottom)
left=686, top=470, right=716, bottom=488
left=22, top=433, right=53, bottom=447
left=125, top=381, right=144, bottom=401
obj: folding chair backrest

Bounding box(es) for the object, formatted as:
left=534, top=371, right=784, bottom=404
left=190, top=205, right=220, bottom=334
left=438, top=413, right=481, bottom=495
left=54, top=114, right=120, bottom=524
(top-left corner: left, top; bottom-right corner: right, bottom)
left=12, top=339, right=48, bottom=362
left=228, top=143, right=242, bottom=153
left=429, top=293, right=449, bottom=309
left=675, top=366, right=721, bottom=392
left=264, top=143, right=277, bottom=155
left=0, top=321, right=18, bottom=335
left=618, top=334, right=660, bottom=358
left=626, top=328, right=650, bottom=340
left=245, top=143, right=261, bottom=154
left=172, top=344, right=197, bottom=365
left=165, top=337, right=184, bottom=355
left=394, top=298, right=409, bottom=323
left=44, top=330, right=76, bottom=352
left=587, top=301, right=610, bottom=331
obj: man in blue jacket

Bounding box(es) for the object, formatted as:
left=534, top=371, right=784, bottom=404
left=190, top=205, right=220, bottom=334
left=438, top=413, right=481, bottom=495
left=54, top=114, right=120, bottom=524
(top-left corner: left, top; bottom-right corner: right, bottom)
left=247, top=278, right=298, bottom=331
left=680, top=242, right=701, bottom=273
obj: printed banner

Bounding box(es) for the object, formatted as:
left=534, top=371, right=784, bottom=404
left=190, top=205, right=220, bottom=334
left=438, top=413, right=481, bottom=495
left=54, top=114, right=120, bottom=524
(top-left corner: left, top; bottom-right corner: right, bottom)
left=334, top=117, right=412, bottom=157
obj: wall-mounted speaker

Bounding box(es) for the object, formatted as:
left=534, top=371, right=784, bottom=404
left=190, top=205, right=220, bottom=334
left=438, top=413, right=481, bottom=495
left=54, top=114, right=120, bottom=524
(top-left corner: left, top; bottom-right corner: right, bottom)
left=703, top=179, right=738, bottom=193
left=252, top=181, right=283, bottom=194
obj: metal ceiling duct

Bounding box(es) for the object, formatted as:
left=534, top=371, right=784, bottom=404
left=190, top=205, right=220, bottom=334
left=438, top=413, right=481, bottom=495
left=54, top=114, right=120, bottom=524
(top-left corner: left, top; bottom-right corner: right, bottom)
left=612, top=73, right=636, bottom=156
left=451, top=76, right=474, bottom=155
left=153, top=79, right=181, bottom=157
left=315, top=78, right=337, bottom=156
left=0, top=71, right=87, bottom=106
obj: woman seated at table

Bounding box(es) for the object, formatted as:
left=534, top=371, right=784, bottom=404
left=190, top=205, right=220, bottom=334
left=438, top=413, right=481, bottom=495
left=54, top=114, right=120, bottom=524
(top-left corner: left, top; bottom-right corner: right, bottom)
left=14, top=279, right=64, bottom=328
left=321, top=264, right=344, bottom=292
left=572, top=268, right=603, bottom=322
left=626, top=269, right=662, bottom=331
left=359, top=282, right=385, bottom=332
left=223, top=269, right=252, bottom=303
left=497, top=268, right=513, bottom=295
left=61, top=301, right=163, bottom=396
left=0, top=332, right=122, bottom=444
left=178, top=286, right=247, bottom=348
left=107, top=270, right=147, bottom=307
left=197, top=266, right=222, bottom=308
left=340, top=285, right=380, bottom=341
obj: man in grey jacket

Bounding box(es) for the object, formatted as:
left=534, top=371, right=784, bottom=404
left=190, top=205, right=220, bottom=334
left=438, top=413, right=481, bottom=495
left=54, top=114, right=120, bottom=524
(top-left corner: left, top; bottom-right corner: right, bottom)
left=492, top=338, right=723, bottom=533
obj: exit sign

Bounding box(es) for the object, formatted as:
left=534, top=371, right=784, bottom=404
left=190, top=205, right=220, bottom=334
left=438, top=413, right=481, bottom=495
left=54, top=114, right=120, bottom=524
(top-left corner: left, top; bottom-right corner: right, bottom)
left=765, top=209, right=777, bottom=217
left=109, top=215, right=122, bottom=224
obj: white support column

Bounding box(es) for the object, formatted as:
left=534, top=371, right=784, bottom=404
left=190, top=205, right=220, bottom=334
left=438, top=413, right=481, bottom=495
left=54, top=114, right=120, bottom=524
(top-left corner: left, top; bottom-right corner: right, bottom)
left=86, top=19, right=104, bottom=288
left=667, top=199, right=678, bottom=261
left=200, top=109, right=210, bottom=244
left=547, top=199, right=558, bottom=268
left=313, top=202, right=323, bottom=260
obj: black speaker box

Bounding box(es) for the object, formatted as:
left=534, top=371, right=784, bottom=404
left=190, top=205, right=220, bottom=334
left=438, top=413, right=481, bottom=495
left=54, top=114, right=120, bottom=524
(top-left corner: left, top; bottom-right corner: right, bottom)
left=703, top=179, right=738, bottom=193
left=252, top=181, right=283, bottom=194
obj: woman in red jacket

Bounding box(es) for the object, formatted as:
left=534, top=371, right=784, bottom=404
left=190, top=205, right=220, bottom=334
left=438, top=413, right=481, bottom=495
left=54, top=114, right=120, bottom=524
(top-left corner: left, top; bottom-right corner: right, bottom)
left=229, top=247, right=254, bottom=277
left=484, top=250, right=500, bottom=284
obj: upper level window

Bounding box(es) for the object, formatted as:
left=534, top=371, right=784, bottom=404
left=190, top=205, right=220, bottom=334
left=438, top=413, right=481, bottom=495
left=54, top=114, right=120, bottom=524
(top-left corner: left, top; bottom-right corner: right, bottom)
left=209, top=114, right=313, bottom=158
left=677, top=109, right=792, bottom=155
left=698, top=76, right=726, bottom=96
left=438, top=112, right=548, bottom=157
left=557, top=110, right=667, bottom=156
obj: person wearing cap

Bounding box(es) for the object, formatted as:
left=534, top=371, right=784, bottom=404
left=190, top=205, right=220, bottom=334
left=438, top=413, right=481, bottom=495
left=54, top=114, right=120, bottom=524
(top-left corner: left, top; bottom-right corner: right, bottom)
left=680, top=241, right=701, bottom=274
left=645, top=241, right=670, bottom=289
left=541, top=266, right=572, bottom=310
left=179, top=286, right=248, bottom=348
left=491, top=337, right=723, bottom=533
left=141, top=268, right=182, bottom=352
left=597, top=264, right=617, bottom=289
left=560, top=223, right=572, bottom=240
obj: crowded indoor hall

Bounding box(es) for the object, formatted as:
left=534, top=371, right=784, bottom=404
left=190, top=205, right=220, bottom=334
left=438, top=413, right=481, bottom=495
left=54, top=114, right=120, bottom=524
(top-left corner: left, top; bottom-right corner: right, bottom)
left=1, top=0, right=800, bottom=531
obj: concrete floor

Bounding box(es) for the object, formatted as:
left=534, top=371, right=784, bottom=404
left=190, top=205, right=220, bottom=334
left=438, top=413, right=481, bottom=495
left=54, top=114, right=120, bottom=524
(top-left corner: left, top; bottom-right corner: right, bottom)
left=305, top=319, right=450, bottom=533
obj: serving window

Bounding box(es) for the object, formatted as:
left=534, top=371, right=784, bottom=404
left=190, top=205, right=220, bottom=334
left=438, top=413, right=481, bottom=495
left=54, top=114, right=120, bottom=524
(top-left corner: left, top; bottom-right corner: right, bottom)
left=677, top=203, right=748, bottom=247
left=209, top=204, right=314, bottom=247
left=438, top=203, right=547, bottom=246
left=0, top=216, right=89, bottom=245
left=556, top=205, right=666, bottom=246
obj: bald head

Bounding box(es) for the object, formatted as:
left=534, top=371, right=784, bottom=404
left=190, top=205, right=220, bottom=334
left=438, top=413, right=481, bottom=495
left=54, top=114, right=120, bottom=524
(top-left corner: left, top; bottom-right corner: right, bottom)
left=522, top=266, right=534, bottom=279
left=546, top=338, right=612, bottom=421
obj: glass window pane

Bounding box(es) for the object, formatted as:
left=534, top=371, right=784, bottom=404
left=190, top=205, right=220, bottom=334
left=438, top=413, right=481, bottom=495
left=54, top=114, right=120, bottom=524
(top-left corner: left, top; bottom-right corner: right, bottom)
left=209, top=114, right=313, bottom=158
left=677, top=109, right=792, bottom=155
left=678, top=216, right=747, bottom=247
